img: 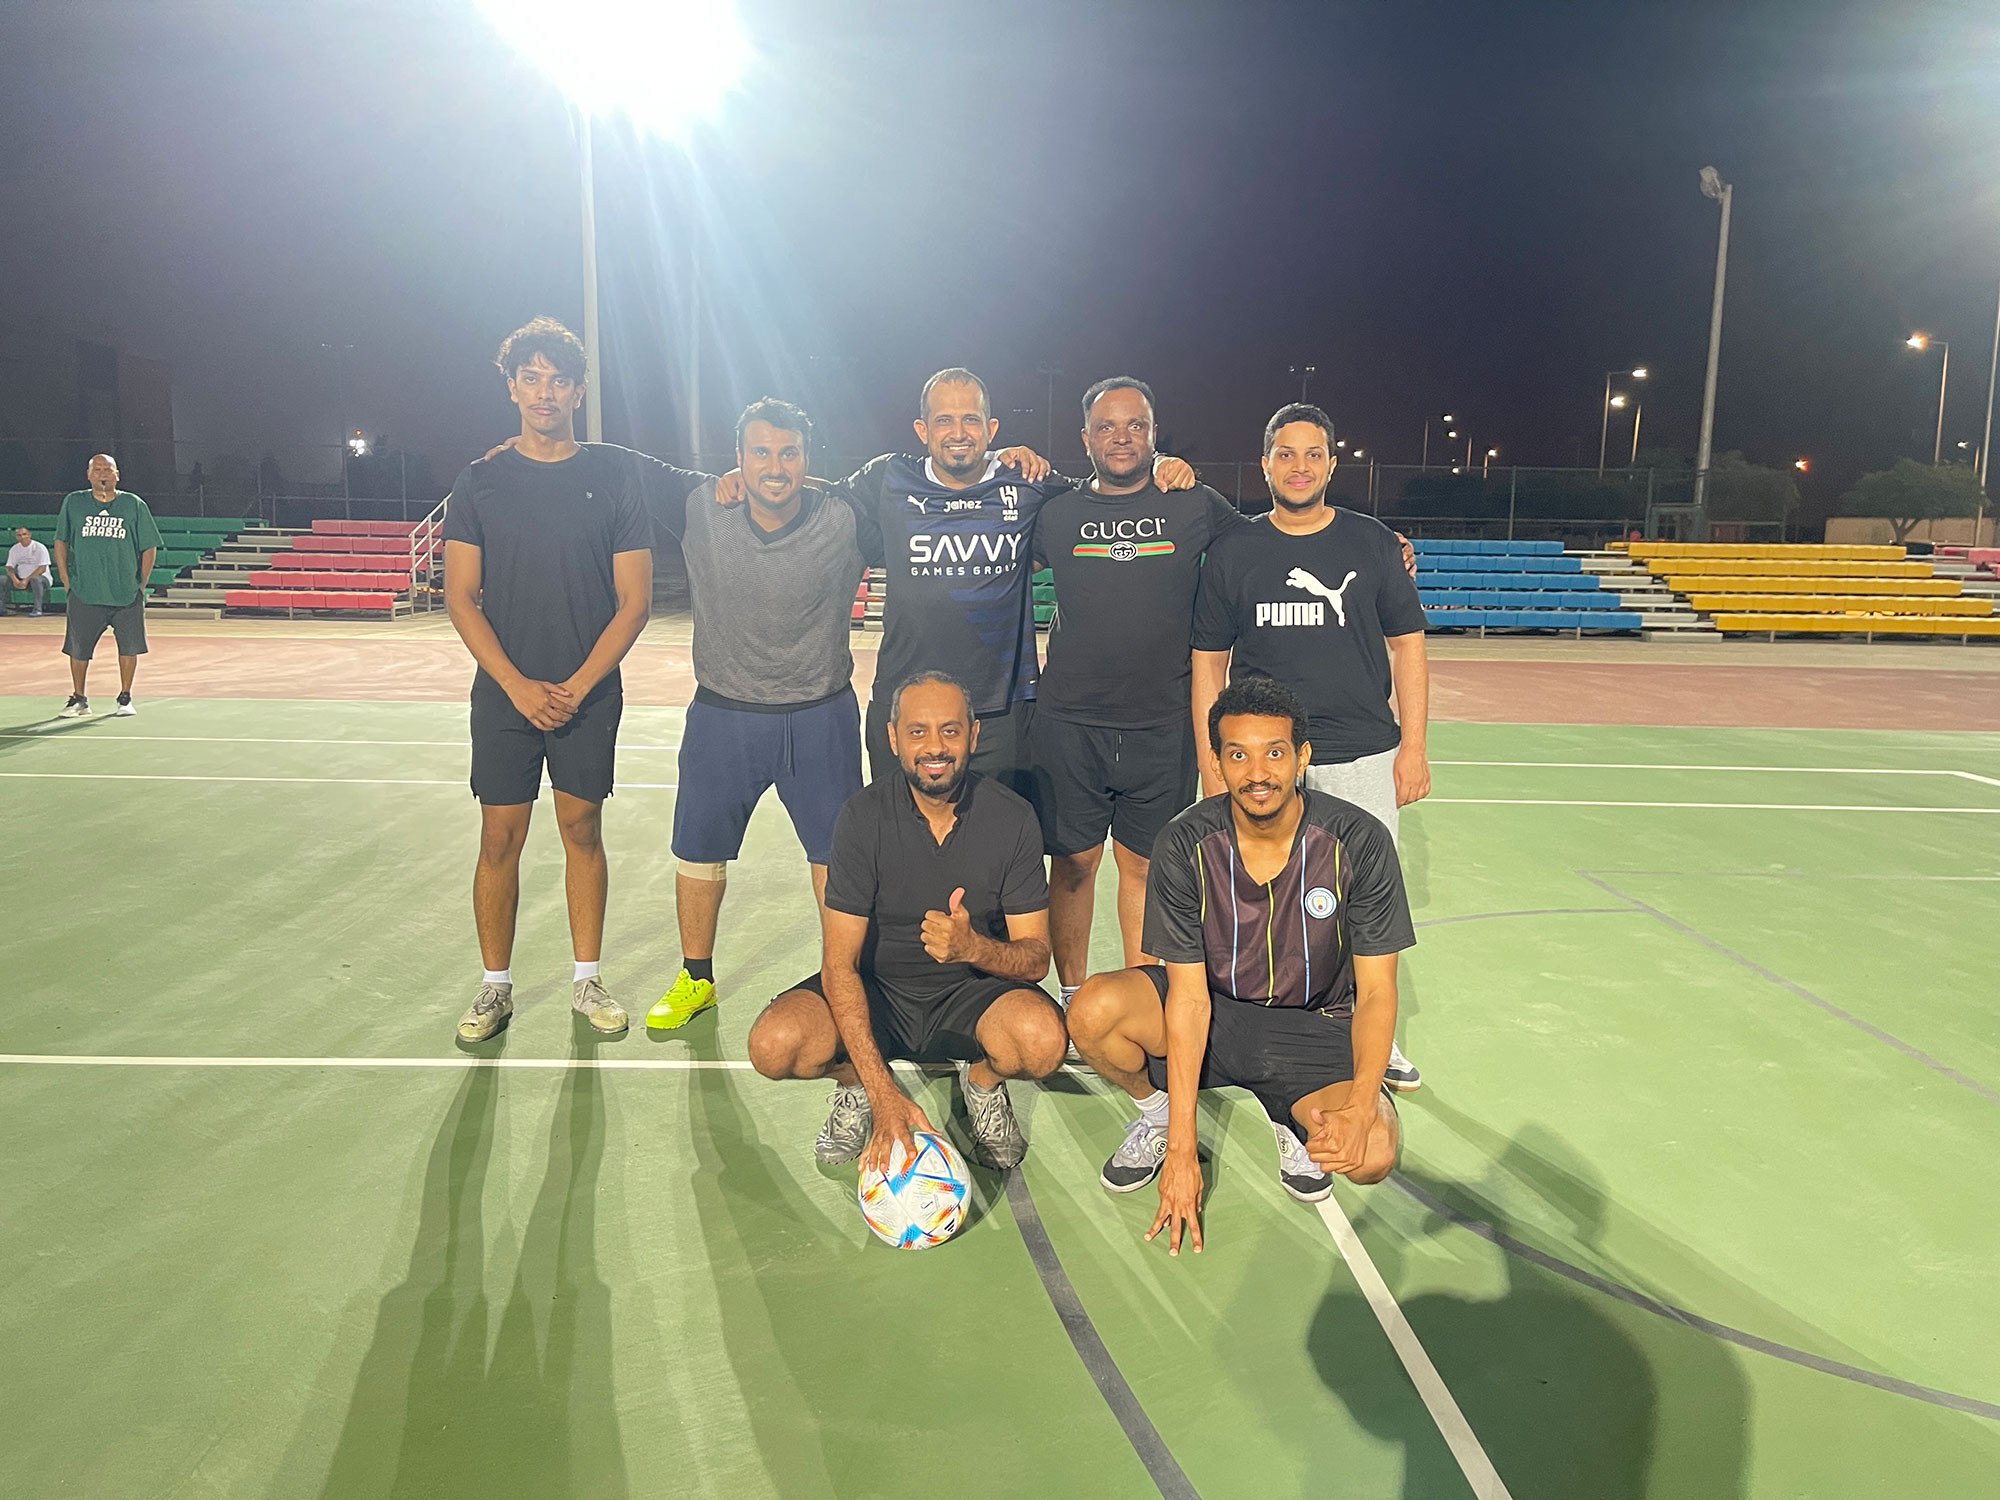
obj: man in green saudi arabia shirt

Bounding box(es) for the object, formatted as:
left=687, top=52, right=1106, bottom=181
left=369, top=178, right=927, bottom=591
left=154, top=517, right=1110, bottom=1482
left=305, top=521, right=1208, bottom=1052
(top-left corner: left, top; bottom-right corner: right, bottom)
left=54, top=452, right=162, bottom=718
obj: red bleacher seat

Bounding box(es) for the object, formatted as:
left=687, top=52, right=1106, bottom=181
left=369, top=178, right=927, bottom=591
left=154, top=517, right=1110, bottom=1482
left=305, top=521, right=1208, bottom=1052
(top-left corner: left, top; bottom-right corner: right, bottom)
left=225, top=589, right=396, bottom=611
left=291, top=535, right=412, bottom=554
left=248, top=571, right=415, bottom=590
left=310, top=519, right=419, bottom=536
left=269, top=552, right=409, bottom=571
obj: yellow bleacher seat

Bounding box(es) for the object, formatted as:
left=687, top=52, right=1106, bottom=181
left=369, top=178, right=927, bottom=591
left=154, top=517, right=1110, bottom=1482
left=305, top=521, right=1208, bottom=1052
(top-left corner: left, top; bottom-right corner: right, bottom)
left=1687, top=595, right=1994, bottom=616
left=1658, top=559, right=1932, bottom=578
left=1664, top=575, right=1959, bottom=596
left=1628, top=543, right=1904, bottom=562
left=1712, top=613, right=2000, bottom=636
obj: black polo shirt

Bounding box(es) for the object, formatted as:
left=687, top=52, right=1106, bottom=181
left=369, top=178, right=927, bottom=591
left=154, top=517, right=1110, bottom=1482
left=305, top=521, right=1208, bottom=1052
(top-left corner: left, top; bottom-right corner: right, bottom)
left=823, top=771, right=1049, bottom=1000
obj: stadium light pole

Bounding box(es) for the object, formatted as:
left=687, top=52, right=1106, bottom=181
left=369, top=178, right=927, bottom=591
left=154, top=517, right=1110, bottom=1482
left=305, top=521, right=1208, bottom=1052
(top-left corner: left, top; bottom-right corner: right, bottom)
left=1906, top=333, right=1951, bottom=465
left=1981, top=277, right=1999, bottom=490
left=1693, top=168, right=1733, bottom=530
left=474, top=0, right=749, bottom=450
left=1598, top=366, right=1648, bottom=476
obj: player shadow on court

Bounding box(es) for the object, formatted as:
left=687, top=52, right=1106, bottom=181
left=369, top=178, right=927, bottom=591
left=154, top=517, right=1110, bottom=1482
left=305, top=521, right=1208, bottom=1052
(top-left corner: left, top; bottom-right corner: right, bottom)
left=1307, top=1120, right=1750, bottom=1498
left=312, top=1027, right=633, bottom=1498
left=0, top=715, right=113, bottom=758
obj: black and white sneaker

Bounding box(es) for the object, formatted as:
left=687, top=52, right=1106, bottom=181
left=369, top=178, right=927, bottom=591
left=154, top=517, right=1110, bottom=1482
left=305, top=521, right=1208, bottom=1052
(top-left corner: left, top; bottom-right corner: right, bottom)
left=962, top=1071, right=1027, bottom=1168
left=1273, top=1122, right=1333, bottom=1203
left=57, top=694, right=90, bottom=719
left=113, top=691, right=137, bottom=717
left=1383, top=1041, right=1422, bottom=1092
left=1100, top=1114, right=1168, bottom=1192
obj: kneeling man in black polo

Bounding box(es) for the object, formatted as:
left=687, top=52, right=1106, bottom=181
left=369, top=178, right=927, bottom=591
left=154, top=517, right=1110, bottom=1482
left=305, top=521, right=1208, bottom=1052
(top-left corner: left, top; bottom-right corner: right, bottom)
left=748, top=671, right=1066, bottom=1171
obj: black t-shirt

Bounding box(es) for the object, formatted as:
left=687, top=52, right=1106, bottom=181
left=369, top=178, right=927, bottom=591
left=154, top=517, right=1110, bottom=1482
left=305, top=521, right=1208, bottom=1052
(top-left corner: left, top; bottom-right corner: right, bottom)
left=444, top=444, right=653, bottom=701
left=843, top=453, right=1070, bottom=717
left=823, top=771, right=1049, bottom=1000
left=1143, top=789, right=1414, bottom=1012
left=1191, top=509, right=1427, bottom=761
left=1034, top=480, right=1246, bottom=729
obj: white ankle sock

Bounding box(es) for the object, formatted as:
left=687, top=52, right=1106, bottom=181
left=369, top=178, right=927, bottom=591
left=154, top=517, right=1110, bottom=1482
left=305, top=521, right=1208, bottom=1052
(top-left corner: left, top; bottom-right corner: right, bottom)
left=1059, top=984, right=1078, bottom=1005
left=482, top=968, right=511, bottom=985
left=1134, top=1089, right=1170, bottom=1128
left=574, top=960, right=600, bottom=982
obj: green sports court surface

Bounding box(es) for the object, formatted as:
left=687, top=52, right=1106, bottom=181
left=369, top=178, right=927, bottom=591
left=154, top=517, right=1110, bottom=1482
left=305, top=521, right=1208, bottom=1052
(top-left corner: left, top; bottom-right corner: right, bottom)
left=4, top=693, right=1998, bottom=1497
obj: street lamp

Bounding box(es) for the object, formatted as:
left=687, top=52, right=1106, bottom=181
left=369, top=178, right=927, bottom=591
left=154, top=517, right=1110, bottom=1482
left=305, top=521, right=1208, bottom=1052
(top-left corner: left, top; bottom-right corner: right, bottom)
left=1421, top=412, right=1456, bottom=470
left=1794, top=457, right=1810, bottom=472
left=1598, top=366, right=1649, bottom=475
left=1291, top=364, right=1318, bottom=403
left=347, top=431, right=369, bottom=458
left=1692, top=168, right=1733, bottom=527
left=1906, top=333, right=1951, bottom=466
left=1483, top=446, right=1499, bottom=478
left=474, top=0, right=750, bottom=448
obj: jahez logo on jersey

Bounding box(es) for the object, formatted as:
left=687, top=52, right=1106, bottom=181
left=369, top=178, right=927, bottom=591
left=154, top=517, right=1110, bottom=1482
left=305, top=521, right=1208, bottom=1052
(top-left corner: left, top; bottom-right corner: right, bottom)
left=909, top=531, right=1024, bottom=577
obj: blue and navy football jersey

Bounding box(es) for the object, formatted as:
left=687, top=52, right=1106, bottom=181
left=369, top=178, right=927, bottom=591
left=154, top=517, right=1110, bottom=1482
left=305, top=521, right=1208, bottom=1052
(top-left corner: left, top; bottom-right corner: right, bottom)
left=843, top=453, right=1070, bottom=716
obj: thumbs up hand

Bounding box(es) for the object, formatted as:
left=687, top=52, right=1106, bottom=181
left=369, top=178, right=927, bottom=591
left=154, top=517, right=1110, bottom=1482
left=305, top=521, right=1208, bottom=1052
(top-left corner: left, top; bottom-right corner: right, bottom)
left=921, top=887, right=976, bottom=963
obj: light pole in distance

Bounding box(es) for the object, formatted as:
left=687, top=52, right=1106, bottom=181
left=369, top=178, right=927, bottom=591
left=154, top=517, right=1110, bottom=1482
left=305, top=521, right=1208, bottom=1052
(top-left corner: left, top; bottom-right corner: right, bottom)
left=1599, top=366, right=1647, bottom=475
left=1692, top=167, right=1733, bottom=528
left=1906, top=333, right=1951, bottom=466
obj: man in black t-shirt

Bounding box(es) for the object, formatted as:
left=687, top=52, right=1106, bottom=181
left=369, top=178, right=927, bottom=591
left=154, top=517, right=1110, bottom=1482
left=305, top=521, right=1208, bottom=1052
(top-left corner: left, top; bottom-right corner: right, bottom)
left=747, top=672, right=1066, bottom=1171
left=1029, top=377, right=1247, bottom=1012
left=1191, top=402, right=1430, bottom=1091
left=443, top=318, right=653, bottom=1045
left=1067, top=678, right=1413, bottom=1252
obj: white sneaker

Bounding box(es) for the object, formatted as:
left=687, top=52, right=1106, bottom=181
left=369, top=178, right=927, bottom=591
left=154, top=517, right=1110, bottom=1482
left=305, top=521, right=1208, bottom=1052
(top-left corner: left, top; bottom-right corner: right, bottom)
left=1384, top=1041, right=1422, bottom=1092
left=113, top=692, right=137, bottom=717
left=1274, top=1121, right=1333, bottom=1203
left=57, top=694, right=90, bottom=719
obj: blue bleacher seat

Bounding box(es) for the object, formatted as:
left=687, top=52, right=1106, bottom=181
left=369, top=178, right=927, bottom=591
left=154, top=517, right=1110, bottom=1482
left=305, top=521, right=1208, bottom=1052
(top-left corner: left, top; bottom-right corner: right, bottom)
left=1421, top=607, right=1643, bottom=630
left=1420, top=590, right=1613, bottom=610
left=1415, top=570, right=1599, bottom=590
left=1408, top=539, right=1564, bottom=556
left=1409, top=554, right=1583, bottom=573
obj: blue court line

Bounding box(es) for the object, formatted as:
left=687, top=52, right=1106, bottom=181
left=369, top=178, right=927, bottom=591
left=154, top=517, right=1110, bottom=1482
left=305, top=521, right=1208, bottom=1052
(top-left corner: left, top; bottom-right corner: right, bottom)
left=1577, top=871, right=2000, bottom=1107
left=1388, top=1175, right=2000, bottom=1424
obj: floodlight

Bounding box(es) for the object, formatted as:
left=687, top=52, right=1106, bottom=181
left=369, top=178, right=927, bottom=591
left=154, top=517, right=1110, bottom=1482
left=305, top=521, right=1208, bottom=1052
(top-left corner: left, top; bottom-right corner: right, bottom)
left=475, top=0, right=749, bottom=135
left=1699, top=166, right=1726, bottom=201
left=1442, top=412, right=1456, bottom=422
left=1352, top=449, right=1365, bottom=459
left=348, top=431, right=368, bottom=457
left=1631, top=367, right=1649, bottom=379
left=1906, top=333, right=1929, bottom=350
left=1609, top=396, right=1627, bottom=409
left=1486, top=447, right=1499, bottom=457
left=1794, top=457, right=1809, bottom=471
left=1447, top=429, right=1458, bottom=438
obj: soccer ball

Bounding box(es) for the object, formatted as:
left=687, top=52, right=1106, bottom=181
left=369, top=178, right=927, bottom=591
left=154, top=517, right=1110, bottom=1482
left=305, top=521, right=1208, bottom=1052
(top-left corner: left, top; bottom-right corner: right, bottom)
left=857, top=1131, right=971, bottom=1249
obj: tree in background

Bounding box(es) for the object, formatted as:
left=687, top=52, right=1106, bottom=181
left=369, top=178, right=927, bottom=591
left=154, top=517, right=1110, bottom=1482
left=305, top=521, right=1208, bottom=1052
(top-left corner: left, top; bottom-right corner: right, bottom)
left=1838, top=459, right=1986, bottom=543
left=1703, top=451, right=1798, bottom=525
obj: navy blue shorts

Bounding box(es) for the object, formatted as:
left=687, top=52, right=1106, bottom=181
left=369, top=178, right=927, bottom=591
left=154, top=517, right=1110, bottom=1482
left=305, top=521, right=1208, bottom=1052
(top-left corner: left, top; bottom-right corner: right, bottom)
left=672, top=687, right=863, bottom=865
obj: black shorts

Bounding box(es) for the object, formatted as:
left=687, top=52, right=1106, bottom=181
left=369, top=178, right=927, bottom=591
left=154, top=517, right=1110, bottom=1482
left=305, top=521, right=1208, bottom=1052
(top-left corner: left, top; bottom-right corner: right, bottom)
left=788, top=969, right=1056, bottom=1065
left=672, top=689, right=862, bottom=865
left=469, top=681, right=622, bottom=805
left=62, top=598, right=147, bottom=660
left=865, top=694, right=1036, bottom=804
left=1027, top=713, right=1197, bottom=859
left=1138, top=965, right=1356, bottom=1123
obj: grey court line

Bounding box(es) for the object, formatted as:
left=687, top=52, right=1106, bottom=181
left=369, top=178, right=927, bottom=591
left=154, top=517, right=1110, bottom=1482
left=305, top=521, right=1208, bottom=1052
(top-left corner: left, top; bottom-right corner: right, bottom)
left=1386, top=1174, right=2000, bottom=1424
left=1577, top=872, right=2000, bottom=1108
left=1415, top=907, right=1635, bottom=928
left=1003, top=1171, right=1200, bottom=1499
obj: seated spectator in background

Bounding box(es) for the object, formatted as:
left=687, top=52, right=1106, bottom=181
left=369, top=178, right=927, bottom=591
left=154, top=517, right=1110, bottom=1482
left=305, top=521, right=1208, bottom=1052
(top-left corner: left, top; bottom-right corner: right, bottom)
left=8, top=527, right=51, bottom=616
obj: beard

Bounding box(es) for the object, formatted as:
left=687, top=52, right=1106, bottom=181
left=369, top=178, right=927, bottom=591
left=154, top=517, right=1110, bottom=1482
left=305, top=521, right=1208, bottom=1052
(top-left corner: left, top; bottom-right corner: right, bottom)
left=1270, top=477, right=1330, bottom=511
left=902, top=754, right=969, bottom=800
left=1093, top=448, right=1152, bottom=487
left=1229, top=780, right=1293, bottom=825
left=932, top=447, right=984, bottom=480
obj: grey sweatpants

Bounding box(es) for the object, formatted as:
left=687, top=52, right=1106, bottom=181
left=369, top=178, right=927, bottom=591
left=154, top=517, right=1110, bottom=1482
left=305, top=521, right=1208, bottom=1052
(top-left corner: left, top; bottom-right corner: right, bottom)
left=1303, top=745, right=1399, bottom=845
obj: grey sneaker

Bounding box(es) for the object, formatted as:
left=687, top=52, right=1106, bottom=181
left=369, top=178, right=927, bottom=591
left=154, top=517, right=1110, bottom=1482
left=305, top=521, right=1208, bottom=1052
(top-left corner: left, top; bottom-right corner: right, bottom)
left=1274, top=1121, right=1333, bottom=1203
left=814, top=1084, right=872, bottom=1164
left=571, top=975, right=628, bottom=1034
left=457, top=982, right=513, bottom=1042
left=113, top=692, right=136, bottom=717
left=1384, top=1041, right=1422, bottom=1092
left=1100, top=1113, right=1168, bottom=1192
left=962, top=1071, right=1027, bottom=1169
left=57, top=694, right=89, bottom=719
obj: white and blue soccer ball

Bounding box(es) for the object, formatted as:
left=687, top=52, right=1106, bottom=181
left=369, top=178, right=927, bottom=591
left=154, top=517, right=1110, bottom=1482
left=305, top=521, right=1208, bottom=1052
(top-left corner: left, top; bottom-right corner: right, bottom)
left=857, top=1131, right=971, bottom=1249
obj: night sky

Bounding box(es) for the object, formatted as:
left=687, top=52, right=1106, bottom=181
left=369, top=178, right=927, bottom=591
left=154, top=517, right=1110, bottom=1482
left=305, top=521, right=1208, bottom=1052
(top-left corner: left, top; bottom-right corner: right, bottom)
left=3, top=0, right=1996, bottom=505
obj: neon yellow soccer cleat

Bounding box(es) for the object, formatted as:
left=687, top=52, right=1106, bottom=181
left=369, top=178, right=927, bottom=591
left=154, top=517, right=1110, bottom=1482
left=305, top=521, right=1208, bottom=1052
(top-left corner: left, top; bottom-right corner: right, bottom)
left=647, top=970, right=717, bottom=1030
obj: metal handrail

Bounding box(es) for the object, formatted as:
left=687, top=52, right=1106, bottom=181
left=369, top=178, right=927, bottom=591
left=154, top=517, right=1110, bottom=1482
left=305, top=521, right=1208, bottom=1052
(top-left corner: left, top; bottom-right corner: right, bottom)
left=409, top=492, right=448, bottom=611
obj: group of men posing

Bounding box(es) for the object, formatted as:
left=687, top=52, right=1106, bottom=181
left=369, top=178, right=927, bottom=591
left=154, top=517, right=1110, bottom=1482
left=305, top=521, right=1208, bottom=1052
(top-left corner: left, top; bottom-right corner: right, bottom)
left=444, top=317, right=1430, bottom=1249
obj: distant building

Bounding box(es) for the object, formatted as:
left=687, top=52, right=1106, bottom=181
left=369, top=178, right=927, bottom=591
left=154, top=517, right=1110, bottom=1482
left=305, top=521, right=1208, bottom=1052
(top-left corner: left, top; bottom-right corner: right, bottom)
left=0, top=318, right=177, bottom=500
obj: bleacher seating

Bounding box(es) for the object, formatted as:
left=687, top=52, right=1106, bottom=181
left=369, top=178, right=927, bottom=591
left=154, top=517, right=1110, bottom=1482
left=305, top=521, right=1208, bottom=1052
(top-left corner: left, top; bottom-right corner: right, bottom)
left=1616, top=542, right=2000, bottom=639
left=1415, top=540, right=1642, bottom=632
left=2, top=511, right=250, bottom=609
left=223, top=519, right=429, bottom=616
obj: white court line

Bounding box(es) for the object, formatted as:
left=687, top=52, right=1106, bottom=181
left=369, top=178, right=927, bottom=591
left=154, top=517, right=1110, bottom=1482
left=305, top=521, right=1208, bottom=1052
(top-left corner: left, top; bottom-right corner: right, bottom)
left=1426, top=798, right=2000, bottom=813
left=0, top=733, right=683, bottom=749
left=1315, top=1195, right=1513, bottom=1498
left=5, top=772, right=1993, bottom=810
left=1434, top=759, right=2000, bottom=789
left=0, top=1053, right=749, bottom=1070
left=0, top=772, right=680, bottom=789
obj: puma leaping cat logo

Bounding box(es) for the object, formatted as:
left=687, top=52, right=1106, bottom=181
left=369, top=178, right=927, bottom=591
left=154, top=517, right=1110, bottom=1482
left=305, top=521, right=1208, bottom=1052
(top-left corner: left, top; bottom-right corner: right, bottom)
left=1286, top=567, right=1358, bottom=626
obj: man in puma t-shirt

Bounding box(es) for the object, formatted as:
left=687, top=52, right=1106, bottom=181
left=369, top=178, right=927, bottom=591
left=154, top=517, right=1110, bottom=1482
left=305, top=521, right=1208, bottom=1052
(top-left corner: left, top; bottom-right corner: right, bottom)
left=1191, top=402, right=1429, bottom=1091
